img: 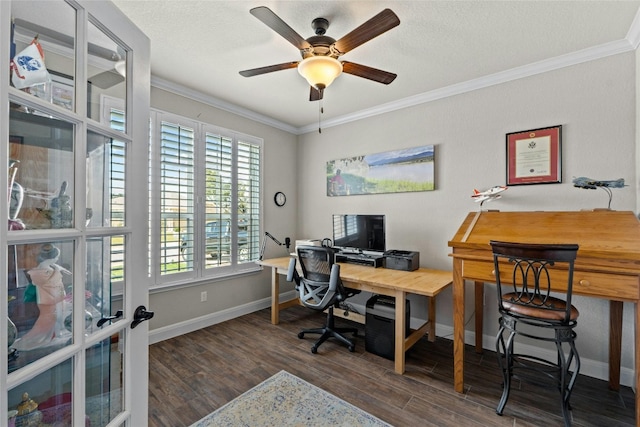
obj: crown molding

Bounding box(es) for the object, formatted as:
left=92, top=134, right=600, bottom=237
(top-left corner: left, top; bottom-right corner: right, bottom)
left=627, top=6, right=640, bottom=49
left=150, top=75, right=299, bottom=135
left=152, top=34, right=637, bottom=137
left=298, top=38, right=635, bottom=135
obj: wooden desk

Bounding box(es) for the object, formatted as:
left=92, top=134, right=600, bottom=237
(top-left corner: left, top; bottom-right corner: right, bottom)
left=448, top=210, right=640, bottom=422
left=258, top=257, right=452, bottom=374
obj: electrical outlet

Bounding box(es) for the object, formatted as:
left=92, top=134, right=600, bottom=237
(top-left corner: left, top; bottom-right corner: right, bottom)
left=200, top=291, right=207, bottom=302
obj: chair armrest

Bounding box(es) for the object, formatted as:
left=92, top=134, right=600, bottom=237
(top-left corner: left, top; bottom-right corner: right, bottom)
left=287, top=257, right=299, bottom=285
left=329, top=264, right=340, bottom=291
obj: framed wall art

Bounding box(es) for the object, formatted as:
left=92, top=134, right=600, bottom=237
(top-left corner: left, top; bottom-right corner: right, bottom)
left=506, top=125, right=562, bottom=185
left=326, top=145, right=435, bottom=196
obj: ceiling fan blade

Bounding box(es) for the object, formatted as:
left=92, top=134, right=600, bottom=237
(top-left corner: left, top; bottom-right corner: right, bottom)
left=250, top=6, right=311, bottom=51
left=89, top=69, right=125, bottom=89
left=309, top=86, right=323, bottom=101
left=341, top=62, right=397, bottom=85
left=239, top=62, right=299, bottom=77
left=333, top=9, right=400, bottom=54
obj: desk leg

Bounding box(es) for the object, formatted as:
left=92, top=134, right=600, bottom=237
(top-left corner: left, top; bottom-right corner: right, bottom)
left=634, top=302, right=640, bottom=425
left=271, top=267, right=280, bottom=325
left=475, top=282, right=484, bottom=353
left=394, top=290, right=407, bottom=374
left=609, top=300, right=623, bottom=390
left=453, top=258, right=465, bottom=393
left=427, top=296, right=436, bottom=342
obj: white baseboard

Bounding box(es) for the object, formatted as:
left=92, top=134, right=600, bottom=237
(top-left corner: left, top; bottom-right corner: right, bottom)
left=149, top=290, right=299, bottom=344
left=149, top=294, right=634, bottom=389
left=434, top=323, right=635, bottom=389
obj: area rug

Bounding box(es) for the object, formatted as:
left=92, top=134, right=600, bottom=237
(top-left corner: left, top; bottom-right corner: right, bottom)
left=190, top=370, right=393, bottom=427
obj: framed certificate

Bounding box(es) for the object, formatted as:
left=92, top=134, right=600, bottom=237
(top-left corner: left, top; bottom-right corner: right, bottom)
left=506, top=125, right=562, bottom=185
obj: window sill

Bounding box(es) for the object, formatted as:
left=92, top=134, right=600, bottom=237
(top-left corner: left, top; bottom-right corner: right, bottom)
left=149, top=264, right=264, bottom=294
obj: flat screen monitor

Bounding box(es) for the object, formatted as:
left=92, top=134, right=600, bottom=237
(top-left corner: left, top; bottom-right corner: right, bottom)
left=332, top=214, right=385, bottom=254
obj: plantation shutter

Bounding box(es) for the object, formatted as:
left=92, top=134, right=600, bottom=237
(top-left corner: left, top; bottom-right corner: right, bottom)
left=107, top=108, right=127, bottom=281
left=237, top=140, right=261, bottom=262
left=160, top=121, right=195, bottom=274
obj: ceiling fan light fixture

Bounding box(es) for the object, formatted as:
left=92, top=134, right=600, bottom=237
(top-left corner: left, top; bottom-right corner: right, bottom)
left=297, top=56, right=342, bottom=90
left=114, top=60, right=126, bottom=77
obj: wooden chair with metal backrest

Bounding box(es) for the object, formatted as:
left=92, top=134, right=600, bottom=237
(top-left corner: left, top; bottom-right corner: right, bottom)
left=490, top=240, right=580, bottom=427
left=287, top=245, right=359, bottom=353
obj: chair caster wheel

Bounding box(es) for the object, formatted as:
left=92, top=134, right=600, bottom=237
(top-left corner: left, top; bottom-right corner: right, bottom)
left=311, top=346, right=318, bottom=354
left=348, top=345, right=355, bottom=352
left=298, top=332, right=304, bottom=339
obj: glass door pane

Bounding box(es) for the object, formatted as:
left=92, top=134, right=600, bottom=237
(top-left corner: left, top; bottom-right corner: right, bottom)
left=8, top=240, right=74, bottom=371
left=87, top=20, right=127, bottom=126
left=85, top=333, right=123, bottom=427
left=8, top=359, right=73, bottom=426
left=87, top=236, right=126, bottom=333
left=11, top=1, right=76, bottom=111
left=8, top=105, right=75, bottom=230
left=87, top=130, right=126, bottom=229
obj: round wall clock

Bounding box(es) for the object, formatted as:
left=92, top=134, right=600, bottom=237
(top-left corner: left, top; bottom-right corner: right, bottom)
left=274, top=191, right=286, bottom=207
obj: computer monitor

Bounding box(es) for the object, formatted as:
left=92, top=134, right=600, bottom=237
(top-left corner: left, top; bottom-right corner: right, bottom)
left=332, top=214, right=385, bottom=255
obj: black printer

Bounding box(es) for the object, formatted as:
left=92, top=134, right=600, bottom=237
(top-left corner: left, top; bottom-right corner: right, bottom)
left=383, top=250, right=420, bottom=271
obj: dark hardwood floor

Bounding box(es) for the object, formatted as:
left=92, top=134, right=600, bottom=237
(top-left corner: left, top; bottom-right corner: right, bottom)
left=149, top=305, right=635, bottom=426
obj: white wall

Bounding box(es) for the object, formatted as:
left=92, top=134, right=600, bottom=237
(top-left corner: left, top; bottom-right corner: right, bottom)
left=296, top=52, right=637, bottom=384
left=145, top=51, right=637, bottom=385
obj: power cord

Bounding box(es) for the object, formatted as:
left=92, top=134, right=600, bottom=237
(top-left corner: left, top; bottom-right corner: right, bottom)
left=338, top=301, right=361, bottom=316
left=439, top=309, right=475, bottom=339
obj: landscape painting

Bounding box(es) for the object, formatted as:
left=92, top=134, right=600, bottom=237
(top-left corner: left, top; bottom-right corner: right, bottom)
left=326, top=145, right=435, bottom=196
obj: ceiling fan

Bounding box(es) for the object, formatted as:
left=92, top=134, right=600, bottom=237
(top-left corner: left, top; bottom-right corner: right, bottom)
left=239, top=6, right=400, bottom=101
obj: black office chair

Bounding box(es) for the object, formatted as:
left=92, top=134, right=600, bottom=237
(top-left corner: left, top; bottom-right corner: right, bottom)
left=287, top=246, right=360, bottom=353
left=490, top=241, right=580, bottom=427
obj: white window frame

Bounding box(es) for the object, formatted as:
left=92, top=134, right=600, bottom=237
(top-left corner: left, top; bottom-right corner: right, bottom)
left=149, top=109, right=263, bottom=289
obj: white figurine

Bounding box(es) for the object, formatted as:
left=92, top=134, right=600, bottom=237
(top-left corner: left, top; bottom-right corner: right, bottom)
left=12, top=244, right=71, bottom=351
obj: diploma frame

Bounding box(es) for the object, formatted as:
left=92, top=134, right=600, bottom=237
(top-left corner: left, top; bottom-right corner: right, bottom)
left=506, top=125, right=562, bottom=185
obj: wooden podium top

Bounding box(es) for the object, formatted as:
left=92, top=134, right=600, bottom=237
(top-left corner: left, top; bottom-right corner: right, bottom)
left=448, top=210, right=640, bottom=409
left=448, top=210, right=640, bottom=262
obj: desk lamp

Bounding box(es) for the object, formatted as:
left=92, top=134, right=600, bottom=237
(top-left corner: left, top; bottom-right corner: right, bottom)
left=259, top=232, right=290, bottom=261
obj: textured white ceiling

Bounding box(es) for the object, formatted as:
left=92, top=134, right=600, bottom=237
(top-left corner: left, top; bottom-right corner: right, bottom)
left=111, top=1, right=640, bottom=132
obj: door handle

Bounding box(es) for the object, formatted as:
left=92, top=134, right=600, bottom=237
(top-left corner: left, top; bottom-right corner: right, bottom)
left=97, top=310, right=123, bottom=327
left=131, top=305, right=154, bottom=329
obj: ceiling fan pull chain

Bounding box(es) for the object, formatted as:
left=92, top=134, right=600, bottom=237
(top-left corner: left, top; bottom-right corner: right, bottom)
left=318, top=99, right=324, bottom=134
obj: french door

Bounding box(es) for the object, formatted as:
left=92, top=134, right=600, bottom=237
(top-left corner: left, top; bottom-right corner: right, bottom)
left=2, top=1, right=151, bottom=425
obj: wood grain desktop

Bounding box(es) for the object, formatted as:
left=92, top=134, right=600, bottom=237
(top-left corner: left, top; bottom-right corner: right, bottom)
left=257, top=257, right=452, bottom=375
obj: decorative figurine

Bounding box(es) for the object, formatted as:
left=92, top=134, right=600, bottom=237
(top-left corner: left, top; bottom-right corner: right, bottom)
left=573, top=177, right=626, bottom=209
left=8, top=159, right=24, bottom=230
left=49, top=181, right=72, bottom=228
left=14, top=392, right=42, bottom=427
left=11, top=244, right=72, bottom=351
left=471, top=185, right=507, bottom=208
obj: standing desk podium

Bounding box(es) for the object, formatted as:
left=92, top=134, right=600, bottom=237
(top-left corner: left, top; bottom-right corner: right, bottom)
left=448, top=210, right=640, bottom=423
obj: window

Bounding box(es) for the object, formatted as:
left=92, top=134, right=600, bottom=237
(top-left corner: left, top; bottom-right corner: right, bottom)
left=97, top=105, right=127, bottom=283
left=149, top=110, right=262, bottom=286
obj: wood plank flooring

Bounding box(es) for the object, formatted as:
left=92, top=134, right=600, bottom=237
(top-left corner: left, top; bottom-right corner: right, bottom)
left=149, top=305, right=635, bottom=426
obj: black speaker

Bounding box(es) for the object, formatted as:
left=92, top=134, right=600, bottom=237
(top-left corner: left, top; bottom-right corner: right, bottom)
left=365, top=295, right=410, bottom=360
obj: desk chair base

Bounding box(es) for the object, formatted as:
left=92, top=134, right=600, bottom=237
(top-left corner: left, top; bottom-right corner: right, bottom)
left=299, top=306, right=357, bottom=354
